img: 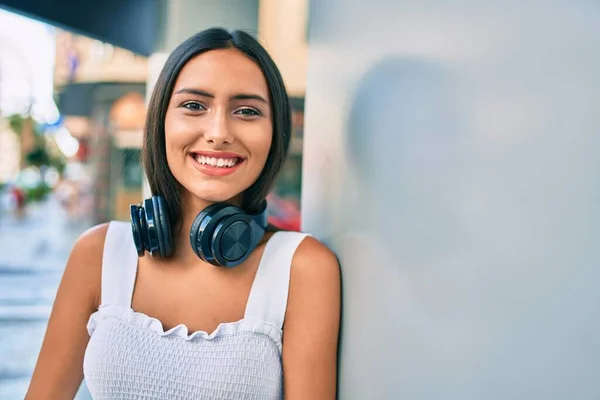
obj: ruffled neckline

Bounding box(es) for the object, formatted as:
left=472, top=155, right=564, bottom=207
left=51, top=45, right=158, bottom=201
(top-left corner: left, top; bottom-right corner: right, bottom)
left=87, top=304, right=283, bottom=350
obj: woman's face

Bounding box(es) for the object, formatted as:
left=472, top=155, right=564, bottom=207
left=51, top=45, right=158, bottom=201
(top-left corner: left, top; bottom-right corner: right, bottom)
left=164, top=48, right=273, bottom=206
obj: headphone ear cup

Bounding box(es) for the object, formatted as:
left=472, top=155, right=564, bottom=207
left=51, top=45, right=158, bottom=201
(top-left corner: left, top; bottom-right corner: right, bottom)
left=152, top=196, right=173, bottom=257
left=189, top=203, right=230, bottom=263
left=130, top=204, right=144, bottom=256
left=143, top=198, right=161, bottom=257
left=189, top=203, right=268, bottom=267
left=212, top=214, right=256, bottom=267
left=212, top=203, right=268, bottom=267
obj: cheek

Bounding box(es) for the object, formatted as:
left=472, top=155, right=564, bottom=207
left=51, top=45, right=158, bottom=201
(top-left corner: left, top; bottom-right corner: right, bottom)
left=247, top=126, right=273, bottom=166
left=164, top=112, right=189, bottom=160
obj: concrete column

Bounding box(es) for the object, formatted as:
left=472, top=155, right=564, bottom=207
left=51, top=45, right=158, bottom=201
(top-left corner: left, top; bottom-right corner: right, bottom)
left=302, top=1, right=600, bottom=399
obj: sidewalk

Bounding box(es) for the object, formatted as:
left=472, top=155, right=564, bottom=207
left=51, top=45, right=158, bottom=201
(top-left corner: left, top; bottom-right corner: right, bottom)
left=0, top=195, right=94, bottom=400
left=0, top=194, right=93, bottom=338
left=0, top=195, right=92, bottom=272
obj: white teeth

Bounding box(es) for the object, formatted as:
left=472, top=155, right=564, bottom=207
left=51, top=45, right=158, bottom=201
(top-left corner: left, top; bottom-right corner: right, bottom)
left=194, top=155, right=240, bottom=168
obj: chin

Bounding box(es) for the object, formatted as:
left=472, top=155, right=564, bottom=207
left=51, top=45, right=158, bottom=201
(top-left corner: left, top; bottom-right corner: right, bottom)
left=184, top=183, right=246, bottom=205
left=201, top=193, right=240, bottom=204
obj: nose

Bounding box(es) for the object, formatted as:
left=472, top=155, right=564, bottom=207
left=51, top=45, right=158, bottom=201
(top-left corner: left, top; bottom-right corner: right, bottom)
left=203, top=111, right=234, bottom=146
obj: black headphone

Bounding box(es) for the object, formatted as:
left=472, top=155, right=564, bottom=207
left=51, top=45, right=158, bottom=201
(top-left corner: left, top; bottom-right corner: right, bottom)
left=130, top=196, right=268, bottom=267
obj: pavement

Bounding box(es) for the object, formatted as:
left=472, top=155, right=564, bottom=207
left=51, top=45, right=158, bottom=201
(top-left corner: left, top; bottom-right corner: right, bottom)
left=0, top=195, right=93, bottom=399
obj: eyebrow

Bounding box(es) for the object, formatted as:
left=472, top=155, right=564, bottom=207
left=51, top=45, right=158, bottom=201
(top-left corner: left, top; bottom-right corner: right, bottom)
left=174, top=88, right=269, bottom=104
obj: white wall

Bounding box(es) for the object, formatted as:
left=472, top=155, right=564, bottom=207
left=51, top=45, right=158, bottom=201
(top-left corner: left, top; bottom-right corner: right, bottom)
left=302, top=1, right=600, bottom=399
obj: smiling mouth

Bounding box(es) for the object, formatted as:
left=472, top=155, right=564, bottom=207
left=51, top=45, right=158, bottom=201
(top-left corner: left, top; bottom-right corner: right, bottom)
left=191, top=153, right=244, bottom=168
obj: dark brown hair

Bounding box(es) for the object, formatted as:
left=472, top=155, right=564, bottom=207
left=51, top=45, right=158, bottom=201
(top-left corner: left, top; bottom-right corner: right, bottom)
left=142, top=27, right=291, bottom=229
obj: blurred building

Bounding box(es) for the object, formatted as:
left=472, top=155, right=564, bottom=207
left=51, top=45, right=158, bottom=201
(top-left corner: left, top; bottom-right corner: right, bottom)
left=53, top=30, right=148, bottom=222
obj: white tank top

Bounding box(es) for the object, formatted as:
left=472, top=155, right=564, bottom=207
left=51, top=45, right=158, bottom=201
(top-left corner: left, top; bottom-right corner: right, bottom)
left=83, top=221, right=309, bottom=399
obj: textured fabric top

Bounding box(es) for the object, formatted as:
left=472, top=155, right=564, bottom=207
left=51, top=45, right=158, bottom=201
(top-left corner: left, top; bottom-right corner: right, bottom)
left=83, top=221, right=309, bottom=399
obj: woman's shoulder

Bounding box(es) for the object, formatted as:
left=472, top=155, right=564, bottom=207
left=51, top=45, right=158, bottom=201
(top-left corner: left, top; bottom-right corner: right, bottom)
left=281, top=231, right=340, bottom=344
left=267, top=227, right=339, bottom=270
left=67, top=222, right=112, bottom=275
left=267, top=228, right=340, bottom=291
left=292, top=233, right=339, bottom=280
left=59, top=222, right=111, bottom=308
left=72, top=222, right=111, bottom=256
left=67, top=222, right=123, bottom=277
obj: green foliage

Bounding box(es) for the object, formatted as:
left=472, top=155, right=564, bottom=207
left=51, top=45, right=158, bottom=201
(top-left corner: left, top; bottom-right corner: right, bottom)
left=7, top=114, right=25, bottom=137
left=7, top=113, right=68, bottom=173
left=25, top=146, right=51, bottom=167
left=24, top=182, right=52, bottom=202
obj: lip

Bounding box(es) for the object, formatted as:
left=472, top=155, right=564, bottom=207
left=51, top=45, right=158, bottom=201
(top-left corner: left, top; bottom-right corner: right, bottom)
left=189, top=153, right=245, bottom=177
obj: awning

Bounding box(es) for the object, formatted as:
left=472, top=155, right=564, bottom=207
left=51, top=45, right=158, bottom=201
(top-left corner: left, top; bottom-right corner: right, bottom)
left=0, top=0, right=160, bottom=56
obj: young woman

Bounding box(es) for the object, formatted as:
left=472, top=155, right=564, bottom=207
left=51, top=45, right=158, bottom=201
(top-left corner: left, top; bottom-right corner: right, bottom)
left=26, top=28, right=340, bottom=399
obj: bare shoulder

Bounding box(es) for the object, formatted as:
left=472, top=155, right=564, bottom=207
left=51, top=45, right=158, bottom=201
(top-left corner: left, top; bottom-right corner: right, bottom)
left=74, top=222, right=110, bottom=251
left=65, top=222, right=111, bottom=305
left=286, top=234, right=341, bottom=321
left=265, top=226, right=340, bottom=278
left=292, top=235, right=340, bottom=281
left=69, top=222, right=110, bottom=267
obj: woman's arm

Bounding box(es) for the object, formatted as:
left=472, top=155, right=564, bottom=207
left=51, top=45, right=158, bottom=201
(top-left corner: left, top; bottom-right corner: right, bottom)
left=25, top=224, right=108, bottom=400
left=282, top=237, right=341, bottom=399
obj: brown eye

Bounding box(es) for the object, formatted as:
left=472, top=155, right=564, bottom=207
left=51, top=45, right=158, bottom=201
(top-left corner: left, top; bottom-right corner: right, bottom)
left=182, top=101, right=205, bottom=111
left=235, top=107, right=261, bottom=116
